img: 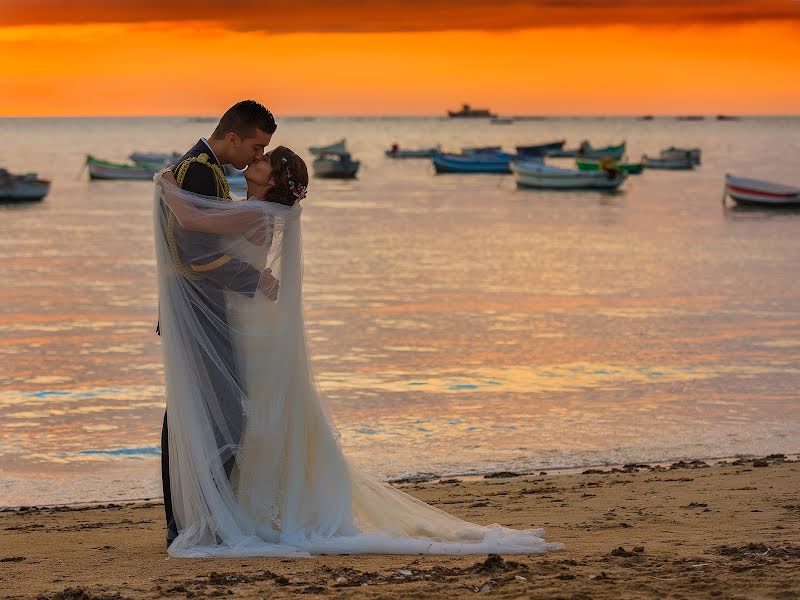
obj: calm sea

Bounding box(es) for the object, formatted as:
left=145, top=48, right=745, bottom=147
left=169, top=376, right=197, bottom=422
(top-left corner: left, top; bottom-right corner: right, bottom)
left=1, top=116, right=798, bottom=507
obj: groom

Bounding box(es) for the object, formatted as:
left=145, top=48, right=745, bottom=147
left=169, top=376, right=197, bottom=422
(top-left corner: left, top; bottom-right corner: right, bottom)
left=159, top=100, right=276, bottom=546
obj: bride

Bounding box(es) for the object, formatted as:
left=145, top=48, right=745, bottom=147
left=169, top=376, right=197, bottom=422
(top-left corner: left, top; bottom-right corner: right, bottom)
left=154, top=148, right=562, bottom=558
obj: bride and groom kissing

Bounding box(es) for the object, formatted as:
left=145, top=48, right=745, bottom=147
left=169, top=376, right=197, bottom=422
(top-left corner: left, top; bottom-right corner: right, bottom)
left=154, top=100, right=561, bottom=557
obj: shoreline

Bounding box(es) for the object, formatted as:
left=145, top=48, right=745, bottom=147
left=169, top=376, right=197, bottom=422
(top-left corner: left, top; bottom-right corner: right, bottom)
left=2, top=454, right=798, bottom=599
left=3, top=452, right=798, bottom=511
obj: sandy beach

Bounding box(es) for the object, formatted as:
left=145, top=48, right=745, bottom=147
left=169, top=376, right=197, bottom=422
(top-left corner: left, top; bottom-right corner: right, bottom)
left=2, top=455, right=798, bottom=599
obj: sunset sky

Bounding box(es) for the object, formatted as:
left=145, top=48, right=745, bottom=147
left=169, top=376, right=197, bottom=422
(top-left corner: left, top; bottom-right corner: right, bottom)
left=1, top=0, right=799, bottom=116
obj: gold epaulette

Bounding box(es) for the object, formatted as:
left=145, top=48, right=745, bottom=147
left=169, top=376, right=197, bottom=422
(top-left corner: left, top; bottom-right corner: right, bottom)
left=166, top=153, right=234, bottom=280
left=174, top=153, right=231, bottom=199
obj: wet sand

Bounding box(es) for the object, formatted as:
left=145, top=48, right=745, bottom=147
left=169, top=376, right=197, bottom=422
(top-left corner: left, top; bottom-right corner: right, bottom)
left=2, top=455, right=798, bottom=599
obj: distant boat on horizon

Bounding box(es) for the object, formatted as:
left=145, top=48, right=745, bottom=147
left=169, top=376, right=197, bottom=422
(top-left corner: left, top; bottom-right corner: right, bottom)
left=447, top=103, right=496, bottom=119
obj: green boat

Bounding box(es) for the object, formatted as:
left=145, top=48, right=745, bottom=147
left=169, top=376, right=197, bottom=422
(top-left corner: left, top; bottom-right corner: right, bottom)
left=575, top=158, right=644, bottom=175
left=86, top=155, right=156, bottom=180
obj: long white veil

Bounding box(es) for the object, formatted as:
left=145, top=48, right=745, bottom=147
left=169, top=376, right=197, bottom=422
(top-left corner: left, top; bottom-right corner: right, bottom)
left=153, top=172, right=563, bottom=558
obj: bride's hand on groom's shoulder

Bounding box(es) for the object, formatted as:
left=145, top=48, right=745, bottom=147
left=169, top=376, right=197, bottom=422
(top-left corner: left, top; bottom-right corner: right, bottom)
left=258, top=268, right=280, bottom=301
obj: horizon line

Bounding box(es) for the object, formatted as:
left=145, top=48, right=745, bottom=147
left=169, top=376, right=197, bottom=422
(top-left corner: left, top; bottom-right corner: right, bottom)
left=2, top=113, right=800, bottom=119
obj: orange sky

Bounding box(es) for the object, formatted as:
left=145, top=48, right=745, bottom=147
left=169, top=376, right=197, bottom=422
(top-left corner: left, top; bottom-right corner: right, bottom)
left=1, top=1, right=799, bottom=116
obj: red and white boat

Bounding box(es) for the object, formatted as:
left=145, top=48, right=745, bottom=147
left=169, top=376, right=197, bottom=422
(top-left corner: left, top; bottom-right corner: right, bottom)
left=724, top=174, right=800, bottom=207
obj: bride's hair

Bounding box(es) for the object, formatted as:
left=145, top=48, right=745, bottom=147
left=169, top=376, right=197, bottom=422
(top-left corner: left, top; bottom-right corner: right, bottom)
left=265, top=146, right=308, bottom=206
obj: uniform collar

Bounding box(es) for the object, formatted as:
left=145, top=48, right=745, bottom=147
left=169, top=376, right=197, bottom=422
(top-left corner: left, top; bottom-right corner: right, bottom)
left=200, top=137, right=222, bottom=166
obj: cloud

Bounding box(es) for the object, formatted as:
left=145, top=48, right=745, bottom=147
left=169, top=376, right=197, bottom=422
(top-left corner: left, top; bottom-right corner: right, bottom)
left=2, top=0, right=799, bottom=32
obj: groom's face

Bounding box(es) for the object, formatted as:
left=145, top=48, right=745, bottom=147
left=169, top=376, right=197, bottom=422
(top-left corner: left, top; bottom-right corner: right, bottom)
left=229, top=128, right=273, bottom=170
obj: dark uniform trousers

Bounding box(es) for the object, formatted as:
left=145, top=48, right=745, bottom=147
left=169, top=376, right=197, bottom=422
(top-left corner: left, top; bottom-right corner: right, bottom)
left=158, top=140, right=261, bottom=539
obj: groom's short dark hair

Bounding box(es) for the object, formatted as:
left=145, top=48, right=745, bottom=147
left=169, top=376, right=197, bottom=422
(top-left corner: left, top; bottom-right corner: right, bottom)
left=211, top=100, right=277, bottom=140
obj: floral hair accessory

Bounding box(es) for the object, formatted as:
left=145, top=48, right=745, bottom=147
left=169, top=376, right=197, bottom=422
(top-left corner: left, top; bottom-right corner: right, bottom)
left=288, top=180, right=307, bottom=201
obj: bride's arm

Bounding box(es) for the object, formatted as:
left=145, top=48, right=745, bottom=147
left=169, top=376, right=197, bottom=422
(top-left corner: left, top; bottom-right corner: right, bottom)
left=159, top=171, right=262, bottom=235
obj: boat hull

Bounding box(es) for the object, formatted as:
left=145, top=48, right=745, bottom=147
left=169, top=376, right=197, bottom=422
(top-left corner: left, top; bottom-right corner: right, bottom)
left=516, top=140, right=566, bottom=156
left=660, top=148, right=701, bottom=165
left=576, top=160, right=644, bottom=175
left=725, top=175, right=800, bottom=207
left=0, top=179, right=50, bottom=201
left=385, top=148, right=439, bottom=158
left=87, top=156, right=154, bottom=180
left=129, top=152, right=180, bottom=169
left=642, top=157, right=694, bottom=170
left=313, top=158, right=360, bottom=179
left=579, top=146, right=625, bottom=160
left=512, top=161, right=626, bottom=190
left=433, top=153, right=512, bottom=174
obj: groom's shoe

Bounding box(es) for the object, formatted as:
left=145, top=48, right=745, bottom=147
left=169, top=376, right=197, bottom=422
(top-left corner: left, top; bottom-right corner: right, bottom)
left=166, top=528, right=179, bottom=548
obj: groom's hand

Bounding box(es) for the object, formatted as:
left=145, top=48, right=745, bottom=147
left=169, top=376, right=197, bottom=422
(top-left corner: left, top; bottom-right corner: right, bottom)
left=259, top=268, right=280, bottom=301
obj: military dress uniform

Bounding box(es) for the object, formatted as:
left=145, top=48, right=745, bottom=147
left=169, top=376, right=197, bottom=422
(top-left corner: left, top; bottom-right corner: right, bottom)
left=159, top=139, right=261, bottom=544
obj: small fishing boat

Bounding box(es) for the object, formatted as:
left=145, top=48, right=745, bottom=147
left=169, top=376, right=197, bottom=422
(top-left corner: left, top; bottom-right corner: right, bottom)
left=129, top=151, right=181, bottom=169
left=86, top=155, right=155, bottom=180
left=579, top=142, right=626, bottom=160
left=490, top=116, right=514, bottom=125
left=723, top=174, right=800, bottom=207
left=447, top=103, right=495, bottom=118
left=548, top=141, right=626, bottom=160
left=576, top=158, right=644, bottom=175
left=309, top=139, right=347, bottom=156
left=660, top=147, right=701, bottom=165
left=516, top=140, right=566, bottom=157
left=641, top=155, right=694, bottom=170
left=385, top=144, right=441, bottom=158
left=432, top=151, right=514, bottom=174
left=461, top=146, right=503, bottom=155
left=313, top=151, right=360, bottom=179
left=0, top=169, right=51, bottom=202
left=512, top=160, right=626, bottom=190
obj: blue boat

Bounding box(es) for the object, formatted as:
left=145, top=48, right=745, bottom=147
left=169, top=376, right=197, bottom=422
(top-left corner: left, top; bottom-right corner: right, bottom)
left=432, top=151, right=514, bottom=174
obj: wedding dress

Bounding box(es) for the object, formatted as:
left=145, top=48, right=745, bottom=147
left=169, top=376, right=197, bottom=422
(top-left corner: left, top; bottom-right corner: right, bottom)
left=154, top=173, right=562, bottom=558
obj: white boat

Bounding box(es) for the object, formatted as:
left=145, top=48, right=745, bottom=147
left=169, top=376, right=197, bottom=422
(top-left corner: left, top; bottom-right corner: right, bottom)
left=313, top=152, right=360, bottom=179
left=511, top=160, right=626, bottom=190
left=641, top=155, right=694, bottom=170
left=724, top=174, right=800, bottom=207
left=0, top=169, right=51, bottom=201
left=659, top=147, right=701, bottom=165
left=309, top=139, right=347, bottom=156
